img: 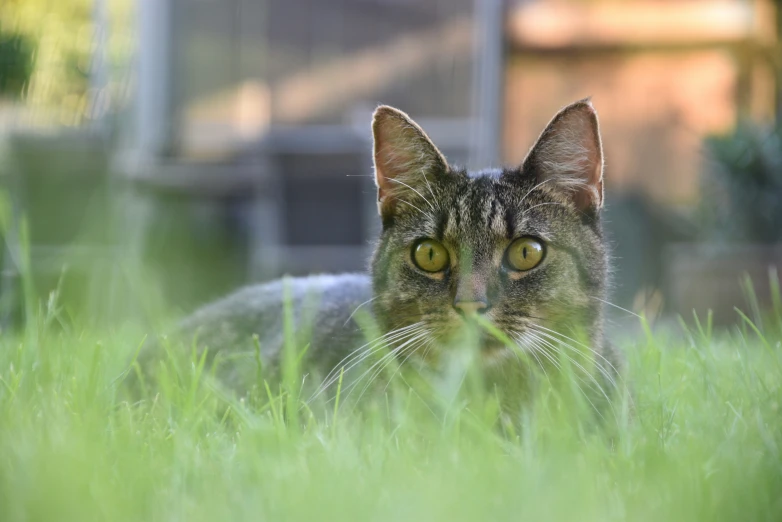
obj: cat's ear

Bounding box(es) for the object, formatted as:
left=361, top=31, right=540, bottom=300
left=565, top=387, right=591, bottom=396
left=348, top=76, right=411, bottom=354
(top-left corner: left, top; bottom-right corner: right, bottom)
left=522, top=99, right=604, bottom=211
left=372, top=105, right=448, bottom=218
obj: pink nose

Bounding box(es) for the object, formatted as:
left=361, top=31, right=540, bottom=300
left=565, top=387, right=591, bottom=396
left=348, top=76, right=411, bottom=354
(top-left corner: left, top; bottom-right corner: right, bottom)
left=453, top=300, right=490, bottom=316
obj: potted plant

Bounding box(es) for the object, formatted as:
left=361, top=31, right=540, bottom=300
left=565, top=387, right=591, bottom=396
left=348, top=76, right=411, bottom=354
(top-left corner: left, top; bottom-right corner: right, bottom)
left=665, top=121, right=782, bottom=324
left=0, top=28, right=33, bottom=100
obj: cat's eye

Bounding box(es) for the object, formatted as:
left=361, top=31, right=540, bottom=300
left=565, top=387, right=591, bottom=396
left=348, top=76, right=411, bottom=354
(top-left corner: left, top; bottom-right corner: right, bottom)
left=505, top=237, right=545, bottom=272
left=412, top=239, right=450, bottom=273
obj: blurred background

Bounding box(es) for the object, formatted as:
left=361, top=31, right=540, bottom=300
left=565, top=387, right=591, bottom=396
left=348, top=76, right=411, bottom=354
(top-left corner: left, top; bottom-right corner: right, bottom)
left=1, top=0, right=781, bottom=329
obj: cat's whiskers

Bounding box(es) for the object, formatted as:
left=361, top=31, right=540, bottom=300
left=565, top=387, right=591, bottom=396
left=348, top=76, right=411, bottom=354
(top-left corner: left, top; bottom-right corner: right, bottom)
left=343, top=329, right=431, bottom=403
left=310, top=323, right=425, bottom=401
left=509, top=324, right=612, bottom=417
left=382, top=336, right=435, bottom=394
left=520, top=201, right=569, bottom=217
left=317, top=327, right=425, bottom=395
left=388, top=178, right=436, bottom=212
left=419, top=338, right=437, bottom=364
left=316, top=323, right=422, bottom=392
left=343, top=295, right=380, bottom=326
left=518, top=177, right=557, bottom=206
left=530, top=326, right=634, bottom=413
left=527, top=323, right=622, bottom=386
left=506, top=334, right=525, bottom=365
left=519, top=198, right=593, bottom=221
left=420, top=171, right=438, bottom=209
left=525, top=330, right=612, bottom=419
left=589, top=295, right=642, bottom=319
left=397, top=199, right=429, bottom=219
left=523, top=334, right=608, bottom=421
left=521, top=333, right=562, bottom=371
left=510, top=332, right=550, bottom=381
left=529, top=328, right=617, bottom=390
left=350, top=335, right=429, bottom=407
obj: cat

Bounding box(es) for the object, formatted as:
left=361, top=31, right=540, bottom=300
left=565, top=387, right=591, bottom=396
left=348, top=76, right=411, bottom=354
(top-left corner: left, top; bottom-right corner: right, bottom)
left=153, top=99, right=623, bottom=416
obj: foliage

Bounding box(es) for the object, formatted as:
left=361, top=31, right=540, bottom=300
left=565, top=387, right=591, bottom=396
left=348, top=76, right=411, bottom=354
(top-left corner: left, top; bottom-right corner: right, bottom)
left=700, top=121, right=782, bottom=243
left=0, top=0, right=91, bottom=116
left=0, top=0, right=135, bottom=125
left=0, top=281, right=781, bottom=521
left=0, top=28, right=34, bottom=98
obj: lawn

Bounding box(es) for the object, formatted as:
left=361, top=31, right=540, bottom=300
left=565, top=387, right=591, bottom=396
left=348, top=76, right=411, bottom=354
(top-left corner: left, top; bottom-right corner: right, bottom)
left=0, top=291, right=781, bottom=522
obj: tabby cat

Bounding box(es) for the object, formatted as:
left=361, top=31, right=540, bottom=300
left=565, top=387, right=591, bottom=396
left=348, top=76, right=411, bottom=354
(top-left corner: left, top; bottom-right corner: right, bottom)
left=165, top=99, right=623, bottom=414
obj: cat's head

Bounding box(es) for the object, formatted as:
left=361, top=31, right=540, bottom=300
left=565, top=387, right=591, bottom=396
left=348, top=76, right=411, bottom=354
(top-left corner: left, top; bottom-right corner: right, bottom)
left=370, top=100, right=608, bottom=365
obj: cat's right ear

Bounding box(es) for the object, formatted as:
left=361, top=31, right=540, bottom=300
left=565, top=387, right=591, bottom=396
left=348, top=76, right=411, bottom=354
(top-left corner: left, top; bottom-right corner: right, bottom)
left=372, top=106, right=448, bottom=219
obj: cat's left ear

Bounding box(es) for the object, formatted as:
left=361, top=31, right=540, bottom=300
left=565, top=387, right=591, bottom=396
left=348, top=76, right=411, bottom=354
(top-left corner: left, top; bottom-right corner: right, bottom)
left=372, top=106, right=448, bottom=218
left=522, top=98, right=604, bottom=212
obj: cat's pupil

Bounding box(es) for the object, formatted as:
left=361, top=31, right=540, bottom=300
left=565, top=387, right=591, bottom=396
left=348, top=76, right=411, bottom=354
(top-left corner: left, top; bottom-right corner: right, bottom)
left=522, top=247, right=527, bottom=258
left=428, top=248, right=434, bottom=261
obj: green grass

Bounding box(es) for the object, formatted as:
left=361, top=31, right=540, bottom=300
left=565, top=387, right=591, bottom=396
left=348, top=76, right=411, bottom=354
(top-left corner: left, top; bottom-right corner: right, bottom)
left=0, top=291, right=780, bottom=522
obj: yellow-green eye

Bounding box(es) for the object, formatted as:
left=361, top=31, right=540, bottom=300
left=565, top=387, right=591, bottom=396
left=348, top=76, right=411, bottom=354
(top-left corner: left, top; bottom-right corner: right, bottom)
left=505, top=237, right=545, bottom=271
left=412, top=239, right=450, bottom=273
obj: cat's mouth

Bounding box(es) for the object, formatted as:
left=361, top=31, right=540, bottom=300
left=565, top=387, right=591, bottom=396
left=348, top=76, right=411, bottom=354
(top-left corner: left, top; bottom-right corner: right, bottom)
left=477, top=337, right=517, bottom=367
left=459, top=329, right=517, bottom=361
left=478, top=334, right=513, bottom=353
left=429, top=320, right=522, bottom=365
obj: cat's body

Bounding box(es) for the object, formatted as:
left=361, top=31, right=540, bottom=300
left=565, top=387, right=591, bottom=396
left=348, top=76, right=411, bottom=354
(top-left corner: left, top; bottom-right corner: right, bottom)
left=155, top=99, right=625, bottom=414
left=175, top=273, right=373, bottom=387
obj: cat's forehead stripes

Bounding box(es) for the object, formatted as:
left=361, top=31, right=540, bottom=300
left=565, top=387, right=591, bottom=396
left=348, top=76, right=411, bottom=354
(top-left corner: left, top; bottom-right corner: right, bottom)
left=441, top=173, right=541, bottom=244
left=405, top=197, right=552, bottom=247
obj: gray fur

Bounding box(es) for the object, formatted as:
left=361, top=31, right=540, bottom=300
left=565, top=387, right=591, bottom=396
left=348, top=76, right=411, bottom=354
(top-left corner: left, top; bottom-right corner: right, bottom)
left=168, top=274, right=373, bottom=389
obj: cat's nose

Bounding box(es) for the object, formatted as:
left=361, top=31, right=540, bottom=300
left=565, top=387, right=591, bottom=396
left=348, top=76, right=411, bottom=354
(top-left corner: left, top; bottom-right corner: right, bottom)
left=453, top=300, right=490, bottom=316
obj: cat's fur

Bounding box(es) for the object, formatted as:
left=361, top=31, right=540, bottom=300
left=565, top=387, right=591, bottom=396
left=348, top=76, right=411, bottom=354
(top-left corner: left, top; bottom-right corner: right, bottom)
left=160, top=99, right=622, bottom=410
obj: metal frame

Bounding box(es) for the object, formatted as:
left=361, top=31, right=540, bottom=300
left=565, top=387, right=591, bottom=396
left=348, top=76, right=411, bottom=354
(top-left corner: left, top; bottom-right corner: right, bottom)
left=470, top=0, right=506, bottom=170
